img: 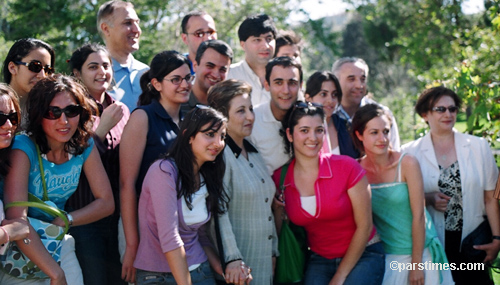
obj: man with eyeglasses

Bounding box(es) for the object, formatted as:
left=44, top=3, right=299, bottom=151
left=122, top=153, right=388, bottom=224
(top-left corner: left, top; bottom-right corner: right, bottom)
left=228, top=14, right=277, bottom=107
left=181, top=40, right=233, bottom=114
left=249, top=57, right=302, bottom=175
left=97, top=0, right=149, bottom=111
left=332, top=57, right=400, bottom=151
left=181, top=11, right=217, bottom=75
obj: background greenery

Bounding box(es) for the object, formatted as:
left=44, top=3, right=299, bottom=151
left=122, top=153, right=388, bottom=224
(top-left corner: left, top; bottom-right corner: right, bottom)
left=1, top=0, right=500, bottom=159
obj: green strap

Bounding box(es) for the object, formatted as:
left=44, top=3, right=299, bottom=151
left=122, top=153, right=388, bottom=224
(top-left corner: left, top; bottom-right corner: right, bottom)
left=280, top=163, right=290, bottom=197
left=35, top=144, right=49, bottom=202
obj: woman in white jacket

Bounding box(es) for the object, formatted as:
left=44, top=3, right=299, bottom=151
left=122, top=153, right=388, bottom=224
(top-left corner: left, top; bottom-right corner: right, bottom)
left=402, top=86, right=499, bottom=285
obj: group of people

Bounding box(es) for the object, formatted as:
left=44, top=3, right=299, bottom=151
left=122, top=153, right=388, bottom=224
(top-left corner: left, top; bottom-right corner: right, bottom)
left=0, top=1, right=498, bottom=285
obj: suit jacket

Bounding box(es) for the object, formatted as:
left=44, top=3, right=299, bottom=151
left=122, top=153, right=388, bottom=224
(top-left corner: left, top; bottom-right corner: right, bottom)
left=402, top=130, right=498, bottom=247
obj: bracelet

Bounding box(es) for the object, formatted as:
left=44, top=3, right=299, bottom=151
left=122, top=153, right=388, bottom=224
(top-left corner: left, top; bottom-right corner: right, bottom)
left=65, top=213, right=74, bottom=227
left=492, top=236, right=500, bottom=240
left=0, top=226, right=9, bottom=244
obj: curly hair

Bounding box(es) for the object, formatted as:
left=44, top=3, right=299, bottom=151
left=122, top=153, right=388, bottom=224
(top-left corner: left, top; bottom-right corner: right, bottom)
left=26, top=74, right=95, bottom=155
left=0, top=84, right=21, bottom=178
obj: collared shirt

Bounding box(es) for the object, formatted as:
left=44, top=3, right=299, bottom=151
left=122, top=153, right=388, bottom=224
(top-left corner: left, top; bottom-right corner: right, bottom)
left=66, top=93, right=130, bottom=216
left=109, top=55, right=149, bottom=111
left=227, top=60, right=270, bottom=106
left=180, top=90, right=200, bottom=115
left=335, top=97, right=401, bottom=151
left=225, top=135, right=258, bottom=158
left=249, top=102, right=291, bottom=175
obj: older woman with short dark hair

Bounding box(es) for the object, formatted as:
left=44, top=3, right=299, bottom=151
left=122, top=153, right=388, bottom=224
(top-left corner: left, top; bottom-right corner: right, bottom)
left=208, top=79, right=278, bottom=284
left=403, top=86, right=500, bottom=284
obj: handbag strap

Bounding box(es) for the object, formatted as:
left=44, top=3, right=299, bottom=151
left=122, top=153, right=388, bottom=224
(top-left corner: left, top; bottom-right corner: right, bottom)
left=35, top=144, right=49, bottom=202
left=280, top=163, right=290, bottom=198
left=214, top=214, right=227, bottom=275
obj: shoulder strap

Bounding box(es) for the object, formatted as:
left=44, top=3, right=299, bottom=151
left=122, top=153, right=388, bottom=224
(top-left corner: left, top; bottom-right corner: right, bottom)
left=280, top=163, right=290, bottom=190
left=394, top=153, right=407, bottom=183
left=35, top=144, right=49, bottom=201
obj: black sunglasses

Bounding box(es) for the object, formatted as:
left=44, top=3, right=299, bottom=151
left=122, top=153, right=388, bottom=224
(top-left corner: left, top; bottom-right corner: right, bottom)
left=0, top=112, right=18, bottom=126
left=294, top=101, right=323, bottom=109
left=432, top=106, right=459, bottom=114
left=15, top=60, right=54, bottom=75
left=44, top=105, right=83, bottom=120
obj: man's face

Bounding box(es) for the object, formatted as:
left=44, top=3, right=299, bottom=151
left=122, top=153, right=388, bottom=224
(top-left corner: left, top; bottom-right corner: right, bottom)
left=265, top=65, right=300, bottom=113
left=337, top=61, right=367, bottom=108
left=103, top=6, right=141, bottom=54
left=276, top=44, right=301, bottom=64
left=181, top=15, right=217, bottom=58
left=193, top=48, right=231, bottom=93
left=241, top=32, right=275, bottom=66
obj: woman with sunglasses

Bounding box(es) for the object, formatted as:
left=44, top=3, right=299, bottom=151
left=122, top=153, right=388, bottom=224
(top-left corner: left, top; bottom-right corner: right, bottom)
left=2, top=38, right=55, bottom=130
left=134, top=106, right=228, bottom=285
left=2, top=75, right=114, bottom=284
left=0, top=84, right=30, bottom=267
left=208, top=79, right=275, bottom=284
left=273, top=102, right=384, bottom=285
left=304, top=71, right=359, bottom=158
left=66, top=43, right=129, bottom=284
left=402, top=86, right=500, bottom=284
left=119, top=50, right=192, bottom=283
left=352, top=103, right=452, bottom=284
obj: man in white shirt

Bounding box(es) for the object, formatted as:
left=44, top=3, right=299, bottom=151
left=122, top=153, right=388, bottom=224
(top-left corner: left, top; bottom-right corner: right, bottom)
left=249, top=56, right=302, bottom=174
left=97, top=1, right=149, bottom=111
left=228, top=14, right=277, bottom=107
left=180, top=11, right=217, bottom=75
left=332, top=57, right=401, bottom=150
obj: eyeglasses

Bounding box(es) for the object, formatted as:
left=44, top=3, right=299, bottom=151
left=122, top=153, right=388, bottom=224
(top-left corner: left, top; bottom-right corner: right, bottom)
left=190, top=104, right=211, bottom=122
left=0, top=112, right=18, bottom=126
left=164, top=74, right=194, bottom=85
left=44, top=105, right=83, bottom=120
left=186, top=30, right=217, bottom=38
left=14, top=60, right=54, bottom=75
left=432, top=106, right=459, bottom=113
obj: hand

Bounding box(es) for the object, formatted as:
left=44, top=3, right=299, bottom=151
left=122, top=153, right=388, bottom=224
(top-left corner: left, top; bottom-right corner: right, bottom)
left=328, top=274, right=346, bottom=285
left=121, top=245, right=137, bottom=283
left=1, top=218, right=29, bottom=241
left=100, top=103, right=124, bottom=133
left=224, top=261, right=252, bottom=285
left=272, top=196, right=285, bottom=212
left=409, top=268, right=425, bottom=285
left=49, top=268, right=67, bottom=285
left=429, top=192, right=450, bottom=212
left=474, top=239, right=500, bottom=263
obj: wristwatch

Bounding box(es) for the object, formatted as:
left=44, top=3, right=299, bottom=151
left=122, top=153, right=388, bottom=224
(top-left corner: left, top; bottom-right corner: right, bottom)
left=65, top=213, right=74, bottom=227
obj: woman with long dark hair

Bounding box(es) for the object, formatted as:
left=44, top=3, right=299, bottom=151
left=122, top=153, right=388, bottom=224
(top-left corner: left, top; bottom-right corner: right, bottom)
left=134, top=106, right=229, bottom=284
left=119, top=50, right=192, bottom=283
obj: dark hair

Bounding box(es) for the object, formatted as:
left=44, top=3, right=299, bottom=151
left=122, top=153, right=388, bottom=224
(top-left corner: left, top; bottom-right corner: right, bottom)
left=281, top=101, right=325, bottom=156
left=181, top=11, right=209, bottom=34
left=165, top=106, right=229, bottom=215
left=0, top=84, right=21, bottom=178
left=351, top=103, right=392, bottom=153
left=305, top=71, right=343, bottom=103
left=207, top=79, right=252, bottom=118
left=138, top=50, right=190, bottom=106
left=415, top=86, right=462, bottom=118
left=274, top=30, right=302, bottom=56
left=195, top=40, right=233, bottom=65
left=97, top=0, right=134, bottom=37
left=2, top=38, right=55, bottom=84
left=265, top=56, right=303, bottom=84
left=238, top=14, right=277, bottom=42
left=27, top=74, right=95, bottom=155
left=69, top=43, right=111, bottom=74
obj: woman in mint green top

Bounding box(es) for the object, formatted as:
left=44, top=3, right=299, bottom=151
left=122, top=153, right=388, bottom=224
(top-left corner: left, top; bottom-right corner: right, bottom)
left=352, top=104, right=453, bottom=284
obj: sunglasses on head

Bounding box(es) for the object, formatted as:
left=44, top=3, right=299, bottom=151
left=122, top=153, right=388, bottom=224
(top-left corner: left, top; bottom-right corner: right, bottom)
left=294, top=101, right=323, bottom=109
left=15, top=60, right=54, bottom=75
left=190, top=104, right=211, bottom=122
left=44, top=105, right=82, bottom=120
left=432, top=106, right=458, bottom=113
left=0, top=112, right=18, bottom=126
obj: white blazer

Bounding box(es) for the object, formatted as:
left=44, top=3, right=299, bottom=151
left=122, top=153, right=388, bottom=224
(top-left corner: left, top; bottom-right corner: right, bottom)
left=402, top=130, right=498, bottom=247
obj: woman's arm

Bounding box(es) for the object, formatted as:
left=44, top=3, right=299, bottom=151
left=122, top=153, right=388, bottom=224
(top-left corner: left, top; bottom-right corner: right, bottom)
left=119, top=109, right=148, bottom=283
left=0, top=218, right=29, bottom=242
left=94, top=103, right=125, bottom=141
left=403, top=155, right=426, bottom=284
left=53, top=145, right=114, bottom=226
left=164, top=247, right=191, bottom=285
left=475, top=190, right=500, bottom=263
left=3, top=149, right=67, bottom=283
left=330, top=176, right=372, bottom=285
